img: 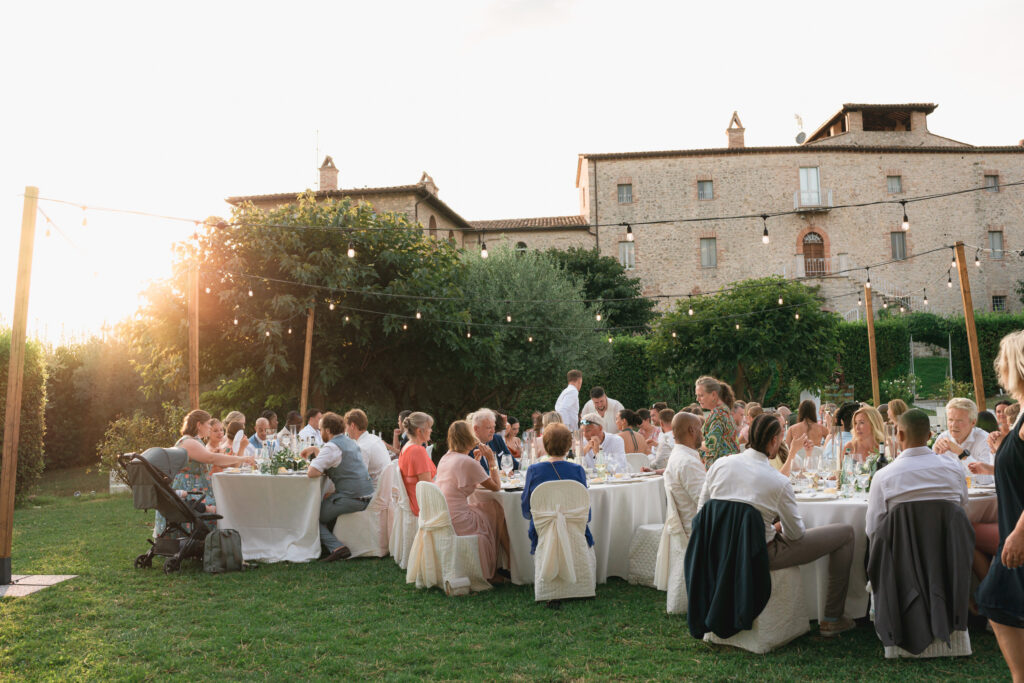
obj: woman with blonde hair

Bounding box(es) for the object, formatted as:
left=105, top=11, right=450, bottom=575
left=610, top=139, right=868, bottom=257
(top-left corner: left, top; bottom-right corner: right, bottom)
left=695, top=376, right=739, bottom=466
left=532, top=411, right=563, bottom=459
left=886, top=398, right=909, bottom=425
left=434, top=420, right=510, bottom=583
left=842, top=405, right=886, bottom=465
left=398, top=412, right=436, bottom=516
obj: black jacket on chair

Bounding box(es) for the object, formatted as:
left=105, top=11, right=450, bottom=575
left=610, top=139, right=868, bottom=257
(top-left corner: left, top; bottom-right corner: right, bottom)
left=684, top=499, right=771, bottom=639
left=866, top=500, right=974, bottom=655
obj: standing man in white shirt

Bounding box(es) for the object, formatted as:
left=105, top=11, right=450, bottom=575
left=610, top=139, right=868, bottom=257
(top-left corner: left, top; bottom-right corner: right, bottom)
left=580, top=411, right=627, bottom=472
left=866, top=409, right=968, bottom=538
left=299, top=407, right=324, bottom=447
left=555, top=369, right=583, bottom=430
left=581, top=386, right=625, bottom=435
left=344, top=408, right=391, bottom=486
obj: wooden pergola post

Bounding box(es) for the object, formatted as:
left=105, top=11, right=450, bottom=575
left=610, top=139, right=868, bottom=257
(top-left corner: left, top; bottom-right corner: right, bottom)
left=1, top=187, right=39, bottom=585
left=187, top=264, right=200, bottom=410
left=954, top=241, right=986, bottom=411
left=299, top=306, right=315, bottom=416
left=864, top=283, right=880, bottom=407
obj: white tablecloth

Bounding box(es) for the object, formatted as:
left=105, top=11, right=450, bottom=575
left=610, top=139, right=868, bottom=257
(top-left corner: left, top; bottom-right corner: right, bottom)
left=476, top=475, right=667, bottom=585
left=211, top=473, right=324, bottom=563
left=797, top=492, right=997, bottom=621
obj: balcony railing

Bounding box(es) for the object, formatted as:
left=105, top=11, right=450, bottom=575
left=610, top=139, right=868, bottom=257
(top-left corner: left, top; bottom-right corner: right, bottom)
left=793, top=188, right=833, bottom=211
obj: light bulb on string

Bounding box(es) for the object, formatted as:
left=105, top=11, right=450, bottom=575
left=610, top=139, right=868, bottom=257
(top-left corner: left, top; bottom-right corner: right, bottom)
left=883, top=301, right=888, bottom=309
left=505, top=313, right=512, bottom=323
left=858, top=293, right=863, bottom=306
left=233, top=318, right=238, bottom=326
left=344, top=315, right=350, bottom=323
left=248, top=289, right=253, bottom=297
left=671, top=331, right=677, bottom=338
left=329, top=302, right=335, bottom=310
left=923, top=289, right=929, bottom=306
left=480, top=241, right=488, bottom=259
left=900, top=305, right=905, bottom=313
left=265, top=330, right=270, bottom=337
left=951, top=249, right=957, bottom=268
left=900, top=201, right=909, bottom=231
left=467, top=328, right=472, bottom=338
left=688, top=296, right=694, bottom=316
left=595, top=312, right=602, bottom=322
left=527, top=336, right=533, bottom=343
left=288, top=327, right=293, bottom=334
left=795, top=312, right=800, bottom=320
left=735, top=323, right=740, bottom=330
left=948, top=271, right=953, bottom=288
left=865, top=269, right=871, bottom=289
left=975, top=250, right=981, bottom=267
left=402, top=323, right=408, bottom=331
left=608, top=336, right=613, bottom=344
left=415, top=310, right=422, bottom=320
left=624, top=223, right=634, bottom=242
left=205, top=287, right=211, bottom=294
left=761, top=214, right=770, bottom=244
left=778, top=295, right=783, bottom=305
left=347, top=243, right=355, bottom=258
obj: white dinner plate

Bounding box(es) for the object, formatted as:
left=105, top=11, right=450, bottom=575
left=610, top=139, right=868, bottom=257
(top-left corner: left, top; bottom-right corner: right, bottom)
left=968, top=488, right=995, bottom=497
left=795, top=492, right=840, bottom=502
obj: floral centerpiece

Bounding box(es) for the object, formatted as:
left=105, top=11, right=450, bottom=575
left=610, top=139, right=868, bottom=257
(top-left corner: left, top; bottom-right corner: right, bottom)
left=260, top=447, right=306, bottom=474
left=854, top=452, right=888, bottom=493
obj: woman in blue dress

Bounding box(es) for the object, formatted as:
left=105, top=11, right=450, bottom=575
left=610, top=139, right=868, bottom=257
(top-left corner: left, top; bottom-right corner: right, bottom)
left=154, top=409, right=257, bottom=536
left=521, top=423, right=593, bottom=554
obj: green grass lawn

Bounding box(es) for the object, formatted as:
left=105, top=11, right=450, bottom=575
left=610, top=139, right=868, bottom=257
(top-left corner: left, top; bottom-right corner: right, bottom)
left=913, top=357, right=949, bottom=399
left=1, top=485, right=1012, bottom=680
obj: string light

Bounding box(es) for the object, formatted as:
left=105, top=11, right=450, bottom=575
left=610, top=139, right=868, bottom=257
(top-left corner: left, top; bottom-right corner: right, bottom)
left=505, top=313, right=512, bottom=323
left=975, top=250, right=981, bottom=267
left=761, top=214, right=770, bottom=244
left=688, top=296, right=694, bottom=316
left=527, top=336, right=533, bottom=342
left=402, top=323, right=408, bottom=331
left=923, top=289, right=929, bottom=306
left=778, top=295, right=783, bottom=305
left=624, top=223, right=634, bottom=242
left=248, top=289, right=254, bottom=297
left=865, top=268, right=871, bottom=289
left=329, top=302, right=335, bottom=310
left=671, top=331, right=677, bottom=338
left=735, top=323, right=740, bottom=330
left=288, top=327, right=293, bottom=334
left=205, top=287, right=211, bottom=294
left=347, top=242, right=355, bottom=258
left=608, top=336, right=613, bottom=343
left=344, top=315, right=350, bottom=322
left=951, top=249, right=957, bottom=268
left=233, top=317, right=238, bottom=325
left=899, top=304, right=905, bottom=313
left=947, top=270, right=953, bottom=288
left=265, top=330, right=270, bottom=337
left=858, top=293, right=863, bottom=306
left=415, top=310, right=422, bottom=319
left=595, top=312, right=602, bottom=322
left=795, top=312, right=800, bottom=320
left=883, top=301, right=888, bottom=309
left=900, top=200, right=909, bottom=231
left=467, top=328, right=472, bottom=338
left=480, top=241, right=488, bottom=259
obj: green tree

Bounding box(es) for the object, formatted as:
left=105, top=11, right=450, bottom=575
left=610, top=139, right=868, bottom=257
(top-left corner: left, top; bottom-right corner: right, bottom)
left=648, top=277, right=840, bottom=403
left=544, top=247, right=656, bottom=331
left=0, top=329, right=47, bottom=501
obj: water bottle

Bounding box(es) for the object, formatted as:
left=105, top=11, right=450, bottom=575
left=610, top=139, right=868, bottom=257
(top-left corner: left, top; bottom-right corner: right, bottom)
left=841, top=453, right=855, bottom=497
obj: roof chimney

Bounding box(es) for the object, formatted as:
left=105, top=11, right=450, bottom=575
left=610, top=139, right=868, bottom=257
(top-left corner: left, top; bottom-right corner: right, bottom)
left=727, top=111, right=745, bottom=149
left=319, top=156, right=338, bottom=191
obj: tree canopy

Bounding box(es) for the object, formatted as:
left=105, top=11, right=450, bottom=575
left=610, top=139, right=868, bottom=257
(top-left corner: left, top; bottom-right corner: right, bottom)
left=544, top=247, right=656, bottom=331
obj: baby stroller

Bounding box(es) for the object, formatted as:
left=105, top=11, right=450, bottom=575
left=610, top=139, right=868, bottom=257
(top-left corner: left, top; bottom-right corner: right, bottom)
left=119, top=448, right=222, bottom=573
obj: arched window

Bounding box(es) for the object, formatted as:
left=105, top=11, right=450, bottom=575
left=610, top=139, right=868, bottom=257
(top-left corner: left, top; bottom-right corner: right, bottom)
left=428, top=215, right=438, bottom=240
left=803, top=232, right=826, bottom=275
left=447, top=230, right=456, bottom=244
left=515, top=241, right=527, bottom=255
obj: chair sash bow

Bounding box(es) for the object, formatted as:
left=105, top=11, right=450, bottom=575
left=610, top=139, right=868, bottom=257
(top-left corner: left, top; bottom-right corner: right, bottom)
left=533, top=504, right=589, bottom=583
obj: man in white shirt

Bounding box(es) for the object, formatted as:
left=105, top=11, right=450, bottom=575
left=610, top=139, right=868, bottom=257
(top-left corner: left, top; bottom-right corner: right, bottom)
left=652, top=408, right=677, bottom=469
left=580, top=411, right=627, bottom=472
left=344, top=408, right=391, bottom=486
left=581, top=386, right=625, bottom=434
left=933, top=397, right=993, bottom=486
left=299, top=408, right=324, bottom=447
left=663, top=412, right=706, bottom=535
left=554, top=369, right=583, bottom=430
left=867, top=409, right=968, bottom=538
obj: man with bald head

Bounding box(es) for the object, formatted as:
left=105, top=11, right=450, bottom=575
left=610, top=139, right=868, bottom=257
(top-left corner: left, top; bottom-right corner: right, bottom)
left=866, top=409, right=968, bottom=538
left=249, top=417, right=273, bottom=451
left=662, top=412, right=707, bottom=537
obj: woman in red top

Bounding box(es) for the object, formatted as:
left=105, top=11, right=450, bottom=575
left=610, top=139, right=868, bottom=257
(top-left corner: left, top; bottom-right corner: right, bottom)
left=398, top=412, right=436, bottom=516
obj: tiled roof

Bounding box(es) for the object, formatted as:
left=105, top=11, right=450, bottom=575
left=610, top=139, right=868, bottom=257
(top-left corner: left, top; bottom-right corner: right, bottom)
left=225, top=185, right=423, bottom=204
left=841, top=103, right=937, bottom=113
left=470, top=215, right=589, bottom=231
left=579, top=144, right=1024, bottom=161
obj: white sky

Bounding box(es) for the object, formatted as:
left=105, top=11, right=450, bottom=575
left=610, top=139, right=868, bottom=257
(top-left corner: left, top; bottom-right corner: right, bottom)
left=3, top=0, right=1023, bottom=341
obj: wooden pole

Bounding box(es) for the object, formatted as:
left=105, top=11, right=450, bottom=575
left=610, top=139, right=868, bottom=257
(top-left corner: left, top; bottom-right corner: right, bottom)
left=1, top=186, right=39, bottom=585
left=864, top=283, right=881, bottom=407
left=299, top=306, right=314, bottom=416
left=187, top=264, right=200, bottom=410
left=954, top=241, right=986, bottom=411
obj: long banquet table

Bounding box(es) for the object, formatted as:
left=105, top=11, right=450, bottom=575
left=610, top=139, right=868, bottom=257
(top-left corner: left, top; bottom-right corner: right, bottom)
left=475, top=475, right=667, bottom=585
left=211, top=472, right=325, bottom=563
left=796, top=490, right=998, bottom=621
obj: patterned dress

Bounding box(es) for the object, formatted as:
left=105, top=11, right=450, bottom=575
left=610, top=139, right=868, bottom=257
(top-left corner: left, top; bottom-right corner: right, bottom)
left=154, top=435, right=216, bottom=536
left=702, top=405, right=739, bottom=467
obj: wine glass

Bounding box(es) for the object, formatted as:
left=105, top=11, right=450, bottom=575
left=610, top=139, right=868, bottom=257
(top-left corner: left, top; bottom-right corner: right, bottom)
left=500, top=453, right=513, bottom=480
left=595, top=451, right=607, bottom=479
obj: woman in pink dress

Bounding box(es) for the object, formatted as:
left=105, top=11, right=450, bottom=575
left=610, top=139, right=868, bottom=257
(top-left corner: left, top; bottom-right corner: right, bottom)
left=434, top=420, right=511, bottom=583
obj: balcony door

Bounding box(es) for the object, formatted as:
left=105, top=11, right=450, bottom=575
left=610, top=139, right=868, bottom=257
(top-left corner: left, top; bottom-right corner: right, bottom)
left=799, top=167, right=821, bottom=206
left=803, top=232, right=826, bottom=275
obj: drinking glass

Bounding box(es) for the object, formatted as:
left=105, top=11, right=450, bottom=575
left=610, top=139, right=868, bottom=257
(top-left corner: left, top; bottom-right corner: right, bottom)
left=500, top=453, right=513, bottom=479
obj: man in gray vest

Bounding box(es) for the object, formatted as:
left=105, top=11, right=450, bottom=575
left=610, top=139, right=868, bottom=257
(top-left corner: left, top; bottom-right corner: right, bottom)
left=304, top=411, right=375, bottom=561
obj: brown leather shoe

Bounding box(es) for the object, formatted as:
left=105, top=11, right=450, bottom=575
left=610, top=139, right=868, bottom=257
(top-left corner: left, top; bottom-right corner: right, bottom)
left=322, top=545, right=352, bottom=562
left=820, top=616, right=856, bottom=637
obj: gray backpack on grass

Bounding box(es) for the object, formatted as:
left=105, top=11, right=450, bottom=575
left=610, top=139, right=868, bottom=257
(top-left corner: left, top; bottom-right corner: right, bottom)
left=203, top=529, right=243, bottom=573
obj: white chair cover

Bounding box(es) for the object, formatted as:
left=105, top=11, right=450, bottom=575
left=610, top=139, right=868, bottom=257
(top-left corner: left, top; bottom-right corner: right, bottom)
left=868, top=587, right=973, bottom=658
left=703, top=566, right=810, bottom=653
left=405, top=482, right=491, bottom=594
left=654, top=492, right=688, bottom=612
left=530, top=481, right=596, bottom=602
left=625, top=453, right=650, bottom=473
left=389, top=468, right=419, bottom=569
left=332, top=461, right=397, bottom=558
left=628, top=523, right=663, bottom=588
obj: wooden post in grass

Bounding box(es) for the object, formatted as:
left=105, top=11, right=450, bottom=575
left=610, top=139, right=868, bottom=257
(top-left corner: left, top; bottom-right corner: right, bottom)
left=187, top=263, right=200, bottom=411
left=864, top=282, right=881, bottom=407
left=1, top=186, right=39, bottom=585
left=299, top=306, right=314, bottom=416
left=954, top=241, right=986, bottom=411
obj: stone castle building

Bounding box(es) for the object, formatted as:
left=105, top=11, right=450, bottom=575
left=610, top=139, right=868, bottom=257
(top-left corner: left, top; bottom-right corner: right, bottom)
left=228, top=103, right=1024, bottom=315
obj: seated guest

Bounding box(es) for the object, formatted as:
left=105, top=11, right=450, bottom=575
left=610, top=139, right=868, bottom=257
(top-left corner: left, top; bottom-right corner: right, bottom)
left=934, top=397, right=993, bottom=486
left=581, top=386, right=625, bottom=434
left=277, top=410, right=303, bottom=443
left=260, top=409, right=279, bottom=433
left=391, top=409, right=412, bottom=455
left=344, top=408, right=391, bottom=486
left=738, top=402, right=762, bottom=446
left=469, top=408, right=514, bottom=473
left=886, top=399, right=909, bottom=426
left=225, top=420, right=254, bottom=458
left=521, top=423, right=593, bottom=554
left=988, top=402, right=1021, bottom=454
left=866, top=409, right=967, bottom=538
left=637, top=409, right=658, bottom=446
left=580, top=411, right=627, bottom=472
left=435, top=420, right=510, bottom=583
left=205, top=418, right=227, bottom=454
left=652, top=408, right=676, bottom=470
left=731, top=400, right=746, bottom=442
left=878, top=403, right=890, bottom=425
left=299, top=408, right=324, bottom=447
left=249, top=417, right=273, bottom=452
left=843, top=405, right=886, bottom=465
left=823, top=401, right=858, bottom=461
left=223, top=411, right=246, bottom=454
left=303, top=411, right=374, bottom=562
left=699, top=414, right=856, bottom=636
left=505, top=417, right=523, bottom=460
left=663, top=412, right=707, bottom=535
left=532, top=411, right=563, bottom=459
left=616, top=409, right=647, bottom=454
left=398, top=412, right=436, bottom=516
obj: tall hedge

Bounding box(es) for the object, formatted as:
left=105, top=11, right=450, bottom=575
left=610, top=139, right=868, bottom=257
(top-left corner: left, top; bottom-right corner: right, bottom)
left=836, top=318, right=911, bottom=402
left=0, top=329, right=47, bottom=501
